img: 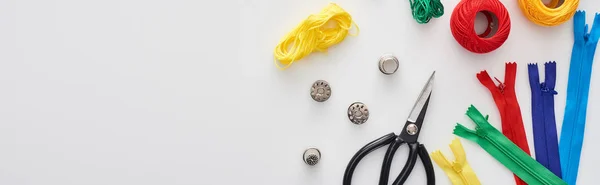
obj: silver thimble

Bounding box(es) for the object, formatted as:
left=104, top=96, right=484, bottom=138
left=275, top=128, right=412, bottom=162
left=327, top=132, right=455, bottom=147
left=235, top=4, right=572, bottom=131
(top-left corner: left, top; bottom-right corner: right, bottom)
left=378, top=54, right=399, bottom=75
left=310, top=80, right=331, bottom=102
left=303, top=148, right=321, bottom=166
left=348, top=102, right=369, bottom=125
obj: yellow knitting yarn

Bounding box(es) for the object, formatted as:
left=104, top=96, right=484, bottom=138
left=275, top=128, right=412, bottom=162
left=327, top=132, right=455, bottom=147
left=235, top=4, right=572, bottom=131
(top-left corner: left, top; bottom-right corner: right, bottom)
left=274, top=3, right=358, bottom=70
left=518, top=0, right=579, bottom=26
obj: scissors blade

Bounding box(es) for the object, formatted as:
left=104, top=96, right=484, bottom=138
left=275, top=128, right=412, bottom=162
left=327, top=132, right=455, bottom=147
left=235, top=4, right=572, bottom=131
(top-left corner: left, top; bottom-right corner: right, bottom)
left=406, top=71, right=435, bottom=123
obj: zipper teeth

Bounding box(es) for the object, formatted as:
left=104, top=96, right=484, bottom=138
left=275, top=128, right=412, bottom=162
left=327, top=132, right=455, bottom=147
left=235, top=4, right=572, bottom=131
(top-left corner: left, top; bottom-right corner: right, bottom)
left=458, top=172, right=469, bottom=185
left=539, top=85, right=549, bottom=160
left=482, top=134, right=551, bottom=185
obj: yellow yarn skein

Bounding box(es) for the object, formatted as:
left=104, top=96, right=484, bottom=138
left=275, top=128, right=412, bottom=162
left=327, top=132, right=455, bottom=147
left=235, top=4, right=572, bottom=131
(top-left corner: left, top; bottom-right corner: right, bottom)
left=274, top=3, right=358, bottom=70
left=518, top=0, right=579, bottom=26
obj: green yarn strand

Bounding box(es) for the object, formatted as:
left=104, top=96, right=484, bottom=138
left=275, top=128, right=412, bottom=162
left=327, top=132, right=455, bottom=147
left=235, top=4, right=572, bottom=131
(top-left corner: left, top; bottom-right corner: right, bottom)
left=410, top=0, right=444, bottom=24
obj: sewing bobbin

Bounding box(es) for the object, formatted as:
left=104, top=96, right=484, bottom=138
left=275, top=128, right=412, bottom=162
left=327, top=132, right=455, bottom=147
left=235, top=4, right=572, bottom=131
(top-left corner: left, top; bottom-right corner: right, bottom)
left=310, top=80, right=331, bottom=102
left=348, top=102, right=369, bottom=125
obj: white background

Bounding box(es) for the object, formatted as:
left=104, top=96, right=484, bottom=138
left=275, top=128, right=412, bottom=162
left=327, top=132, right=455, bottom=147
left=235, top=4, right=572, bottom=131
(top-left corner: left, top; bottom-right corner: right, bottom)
left=1, top=0, right=599, bottom=184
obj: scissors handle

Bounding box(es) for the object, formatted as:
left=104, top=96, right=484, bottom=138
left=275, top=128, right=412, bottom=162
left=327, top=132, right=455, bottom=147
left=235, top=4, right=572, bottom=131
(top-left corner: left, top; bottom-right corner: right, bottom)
left=380, top=138, right=412, bottom=185
left=343, top=134, right=436, bottom=185
left=418, top=144, right=436, bottom=185
left=343, top=133, right=396, bottom=185
left=386, top=142, right=435, bottom=185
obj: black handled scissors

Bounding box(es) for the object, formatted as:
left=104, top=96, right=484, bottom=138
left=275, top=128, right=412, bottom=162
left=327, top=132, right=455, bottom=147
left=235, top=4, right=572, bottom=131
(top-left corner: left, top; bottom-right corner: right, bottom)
left=343, top=71, right=436, bottom=185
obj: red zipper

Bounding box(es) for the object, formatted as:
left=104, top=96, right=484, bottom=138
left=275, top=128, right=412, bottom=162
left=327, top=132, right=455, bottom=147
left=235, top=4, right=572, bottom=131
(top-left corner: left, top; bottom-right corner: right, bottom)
left=477, top=62, right=530, bottom=185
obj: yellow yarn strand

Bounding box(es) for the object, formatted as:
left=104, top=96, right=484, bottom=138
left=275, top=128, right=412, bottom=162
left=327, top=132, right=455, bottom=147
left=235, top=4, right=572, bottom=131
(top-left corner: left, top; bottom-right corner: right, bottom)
left=431, top=138, right=482, bottom=185
left=274, top=3, right=358, bottom=70
left=518, top=0, right=579, bottom=26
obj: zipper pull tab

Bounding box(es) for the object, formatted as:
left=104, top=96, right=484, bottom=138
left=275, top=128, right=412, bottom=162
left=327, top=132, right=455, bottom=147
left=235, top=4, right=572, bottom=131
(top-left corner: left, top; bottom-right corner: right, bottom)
left=475, top=127, right=490, bottom=138
left=541, top=82, right=558, bottom=95
left=589, top=12, right=600, bottom=44
left=494, top=77, right=506, bottom=93
left=451, top=162, right=464, bottom=173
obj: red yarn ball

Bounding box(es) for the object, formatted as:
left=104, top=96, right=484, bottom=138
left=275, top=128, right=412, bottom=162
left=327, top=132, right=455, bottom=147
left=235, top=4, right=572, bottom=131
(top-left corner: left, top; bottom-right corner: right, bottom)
left=450, top=0, right=511, bottom=53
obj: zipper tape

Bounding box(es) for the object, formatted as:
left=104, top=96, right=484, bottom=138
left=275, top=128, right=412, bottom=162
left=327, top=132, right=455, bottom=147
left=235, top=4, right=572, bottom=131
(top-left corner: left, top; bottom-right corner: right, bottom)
left=560, top=10, right=600, bottom=185
left=454, top=105, right=568, bottom=185
left=431, top=137, right=481, bottom=185
left=476, top=63, right=529, bottom=185
left=527, top=62, right=562, bottom=177
left=560, top=11, right=585, bottom=184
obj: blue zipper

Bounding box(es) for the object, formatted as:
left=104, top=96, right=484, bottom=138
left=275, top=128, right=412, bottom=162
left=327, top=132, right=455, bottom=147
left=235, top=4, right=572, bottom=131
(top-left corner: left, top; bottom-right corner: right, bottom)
left=528, top=62, right=561, bottom=177
left=560, top=11, right=600, bottom=185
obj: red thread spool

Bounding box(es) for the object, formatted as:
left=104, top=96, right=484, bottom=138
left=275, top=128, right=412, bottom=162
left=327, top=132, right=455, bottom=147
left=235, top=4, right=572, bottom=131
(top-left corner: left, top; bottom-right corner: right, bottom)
left=450, top=0, right=511, bottom=53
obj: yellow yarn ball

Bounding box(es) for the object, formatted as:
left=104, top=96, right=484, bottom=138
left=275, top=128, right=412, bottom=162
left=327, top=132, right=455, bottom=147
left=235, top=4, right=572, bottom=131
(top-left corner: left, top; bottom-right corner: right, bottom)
left=518, top=0, right=579, bottom=26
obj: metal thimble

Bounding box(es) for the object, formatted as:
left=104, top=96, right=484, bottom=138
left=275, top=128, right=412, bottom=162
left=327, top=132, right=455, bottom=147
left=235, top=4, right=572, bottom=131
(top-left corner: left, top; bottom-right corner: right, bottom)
left=310, top=80, right=331, bottom=102
left=303, top=148, right=321, bottom=166
left=378, top=54, right=399, bottom=75
left=348, top=102, right=369, bottom=125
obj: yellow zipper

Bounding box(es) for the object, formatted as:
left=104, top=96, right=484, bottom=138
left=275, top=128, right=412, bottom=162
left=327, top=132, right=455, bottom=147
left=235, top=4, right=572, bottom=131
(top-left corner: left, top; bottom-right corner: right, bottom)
left=431, top=138, right=481, bottom=185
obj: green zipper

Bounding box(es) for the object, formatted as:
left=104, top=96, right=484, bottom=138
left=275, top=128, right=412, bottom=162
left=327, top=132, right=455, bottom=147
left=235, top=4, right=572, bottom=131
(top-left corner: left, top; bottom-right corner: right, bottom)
left=453, top=105, right=567, bottom=185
